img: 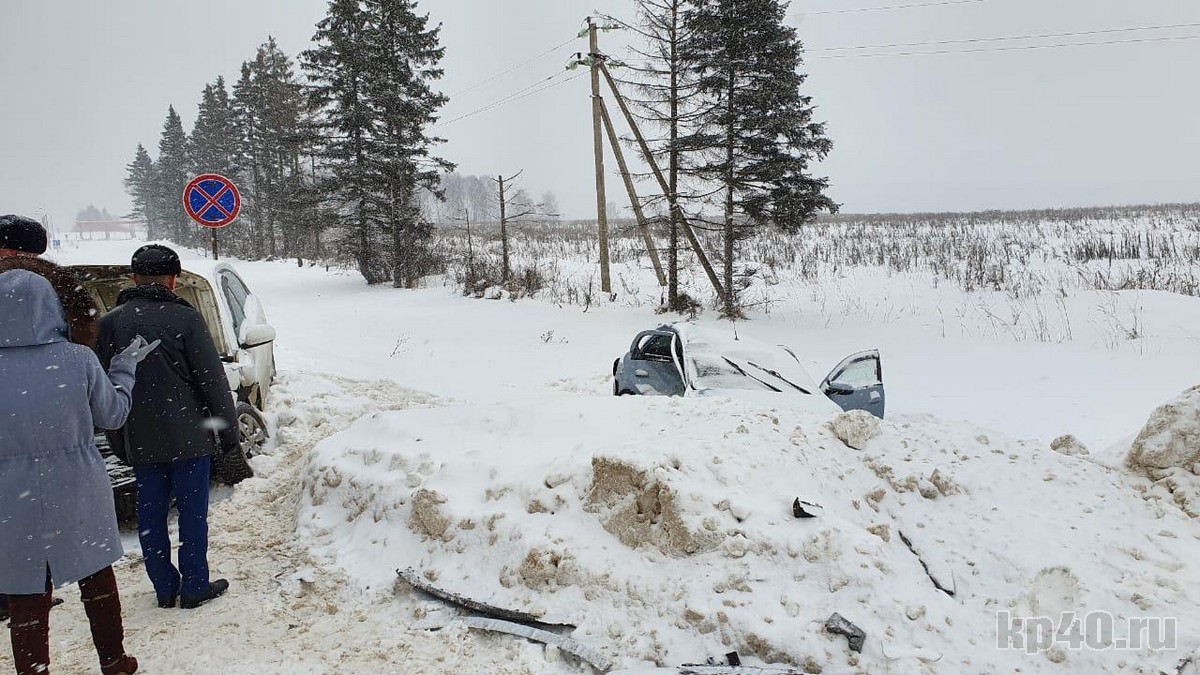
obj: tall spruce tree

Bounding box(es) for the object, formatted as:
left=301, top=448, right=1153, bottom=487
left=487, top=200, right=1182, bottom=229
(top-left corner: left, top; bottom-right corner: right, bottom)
left=366, top=0, right=453, bottom=288
left=153, top=105, right=193, bottom=244
left=192, top=76, right=242, bottom=178
left=233, top=39, right=306, bottom=260
left=618, top=0, right=701, bottom=310
left=302, top=0, right=451, bottom=285
left=679, top=0, right=836, bottom=317
left=123, top=144, right=157, bottom=233
left=302, top=0, right=383, bottom=282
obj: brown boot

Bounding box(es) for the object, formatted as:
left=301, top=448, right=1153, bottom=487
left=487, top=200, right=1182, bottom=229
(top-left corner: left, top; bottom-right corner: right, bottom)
left=79, top=567, right=138, bottom=675
left=7, top=592, right=52, bottom=675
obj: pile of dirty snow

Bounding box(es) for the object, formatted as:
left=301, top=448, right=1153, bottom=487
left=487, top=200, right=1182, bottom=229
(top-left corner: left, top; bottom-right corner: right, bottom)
left=297, top=395, right=1200, bottom=673
left=1126, top=385, right=1200, bottom=518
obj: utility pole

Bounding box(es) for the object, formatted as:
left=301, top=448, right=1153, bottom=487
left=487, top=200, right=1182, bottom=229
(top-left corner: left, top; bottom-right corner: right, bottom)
left=599, top=97, right=666, bottom=287
left=450, top=207, right=475, bottom=281
left=598, top=61, right=727, bottom=304
left=588, top=17, right=612, bottom=294
left=497, top=174, right=511, bottom=281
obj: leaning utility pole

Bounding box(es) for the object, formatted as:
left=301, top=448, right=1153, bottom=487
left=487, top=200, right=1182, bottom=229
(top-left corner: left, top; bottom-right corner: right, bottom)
left=599, top=97, right=666, bottom=287
left=588, top=17, right=613, bottom=294
left=598, top=61, right=727, bottom=304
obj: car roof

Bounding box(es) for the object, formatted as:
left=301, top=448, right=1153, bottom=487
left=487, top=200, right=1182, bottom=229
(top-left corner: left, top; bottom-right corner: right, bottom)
left=671, top=322, right=823, bottom=395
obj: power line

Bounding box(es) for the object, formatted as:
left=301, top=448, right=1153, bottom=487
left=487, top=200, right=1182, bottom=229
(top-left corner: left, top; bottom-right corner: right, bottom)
left=449, top=36, right=578, bottom=98
left=435, top=71, right=586, bottom=129
left=794, top=0, right=987, bottom=17
left=810, top=32, right=1200, bottom=59
left=811, top=20, right=1200, bottom=52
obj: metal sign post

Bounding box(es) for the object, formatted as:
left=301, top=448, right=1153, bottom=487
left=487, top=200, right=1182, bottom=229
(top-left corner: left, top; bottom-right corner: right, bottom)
left=183, top=173, right=241, bottom=260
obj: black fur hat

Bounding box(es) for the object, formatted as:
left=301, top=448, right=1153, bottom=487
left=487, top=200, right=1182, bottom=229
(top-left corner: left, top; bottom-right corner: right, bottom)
left=0, top=214, right=48, bottom=255
left=130, top=244, right=182, bottom=276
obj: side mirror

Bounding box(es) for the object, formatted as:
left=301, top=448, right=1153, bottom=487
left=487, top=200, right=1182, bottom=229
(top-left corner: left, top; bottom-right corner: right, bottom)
left=240, top=323, right=276, bottom=349
left=824, top=382, right=856, bottom=396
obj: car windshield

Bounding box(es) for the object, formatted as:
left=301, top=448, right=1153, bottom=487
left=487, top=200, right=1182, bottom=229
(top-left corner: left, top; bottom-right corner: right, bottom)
left=690, top=355, right=779, bottom=392
left=676, top=323, right=821, bottom=395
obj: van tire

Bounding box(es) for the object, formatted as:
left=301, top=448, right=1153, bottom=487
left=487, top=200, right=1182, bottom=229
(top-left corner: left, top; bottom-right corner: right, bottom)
left=214, top=403, right=267, bottom=485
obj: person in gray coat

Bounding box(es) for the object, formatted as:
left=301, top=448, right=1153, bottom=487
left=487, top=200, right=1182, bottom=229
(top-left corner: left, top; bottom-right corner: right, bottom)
left=0, top=270, right=157, bottom=675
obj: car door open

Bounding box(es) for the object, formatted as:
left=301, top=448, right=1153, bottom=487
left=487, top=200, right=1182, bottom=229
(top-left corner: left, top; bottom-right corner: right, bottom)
left=820, top=350, right=885, bottom=418
left=625, top=330, right=686, bottom=396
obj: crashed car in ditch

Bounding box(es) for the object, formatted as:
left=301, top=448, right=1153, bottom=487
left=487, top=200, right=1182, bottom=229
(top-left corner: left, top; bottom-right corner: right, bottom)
left=612, top=323, right=885, bottom=418
left=71, top=260, right=276, bottom=520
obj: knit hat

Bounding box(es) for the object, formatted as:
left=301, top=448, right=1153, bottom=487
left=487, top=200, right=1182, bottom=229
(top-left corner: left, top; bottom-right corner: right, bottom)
left=130, top=244, right=182, bottom=276
left=0, top=214, right=48, bottom=254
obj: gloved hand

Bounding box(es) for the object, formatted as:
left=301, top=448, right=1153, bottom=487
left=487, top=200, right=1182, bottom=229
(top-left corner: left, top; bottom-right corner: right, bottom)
left=119, top=335, right=161, bottom=363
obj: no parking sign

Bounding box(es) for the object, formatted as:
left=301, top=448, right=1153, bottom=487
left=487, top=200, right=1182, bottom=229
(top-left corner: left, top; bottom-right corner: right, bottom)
left=183, top=173, right=241, bottom=259
left=183, top=174, right=241, bottom=228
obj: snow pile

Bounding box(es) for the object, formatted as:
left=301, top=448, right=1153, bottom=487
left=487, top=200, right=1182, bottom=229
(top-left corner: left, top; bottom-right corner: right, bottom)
left=298, top=396, right=1200, bottom=673
left=1126, top=386, right=1200, bottom=518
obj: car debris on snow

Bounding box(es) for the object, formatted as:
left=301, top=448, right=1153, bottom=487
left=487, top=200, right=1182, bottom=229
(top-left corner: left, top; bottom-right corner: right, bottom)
left=397, top=567, right=573, bottom=628
left=791, top=498, right=820, bottom=519
left=459, top=616, right=614, bottom=673
left=825, top=612, right=866, bottom=653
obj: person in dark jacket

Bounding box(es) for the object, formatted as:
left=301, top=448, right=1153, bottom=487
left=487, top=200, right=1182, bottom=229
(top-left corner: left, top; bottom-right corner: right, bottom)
left=0, top=214, right=101, bottom=348
left=0, top=215, right=103, bottom=624
left=0, top=269, right=158, bottom=675
left=96, top=244, right=235, bottom=610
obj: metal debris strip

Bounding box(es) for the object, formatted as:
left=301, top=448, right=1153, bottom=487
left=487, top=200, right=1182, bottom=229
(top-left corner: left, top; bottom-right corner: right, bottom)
left=397, top=567, right=573, bottom=628
left=681, top=662, right=811, bottom=667
left=460, top=616, right=614, bottom=673
left=897, top=531, right=957, bottom=598
left=825, top=612, right=866, bottom=653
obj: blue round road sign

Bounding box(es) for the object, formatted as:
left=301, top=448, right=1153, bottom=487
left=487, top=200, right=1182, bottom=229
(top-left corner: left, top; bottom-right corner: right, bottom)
left=184, top=174, right=241, bottom=229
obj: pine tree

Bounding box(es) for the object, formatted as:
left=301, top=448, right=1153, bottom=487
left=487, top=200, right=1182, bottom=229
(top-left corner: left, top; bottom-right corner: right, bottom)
left=302, top=0, right=385, bottom=282
left=123, top=144, right=157, bottom=234
left=618, top=0, right=701, bottom=310
left=192, top=76, right=242, bottom=178
left=153, top=105, right=193, bottom=244
left=231, top=62, right=266, bottom=258
left=302, top=0, right=451, bottom=285
left=365, top=0, right=453, bottom=288
left=233, top=39, right=307, bottom=260
left=679, top=0, right=837, bottom=317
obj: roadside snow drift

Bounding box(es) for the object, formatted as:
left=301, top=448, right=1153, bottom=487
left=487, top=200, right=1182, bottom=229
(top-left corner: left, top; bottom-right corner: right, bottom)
left=298, top=396, right=1200, bottom=673
left=1127, top=385, right=1200, bottom=519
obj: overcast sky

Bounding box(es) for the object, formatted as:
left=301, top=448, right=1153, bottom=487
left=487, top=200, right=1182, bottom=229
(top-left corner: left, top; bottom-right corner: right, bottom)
left=2, top=0, right=1198, bottom=231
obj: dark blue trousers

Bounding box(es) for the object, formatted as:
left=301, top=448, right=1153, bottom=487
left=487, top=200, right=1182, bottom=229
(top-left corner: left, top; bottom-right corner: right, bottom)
left=133, top=455, right=212, bottom=601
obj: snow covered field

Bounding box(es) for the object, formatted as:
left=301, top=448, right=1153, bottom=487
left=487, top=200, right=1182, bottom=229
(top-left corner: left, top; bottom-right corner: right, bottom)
left=4, top=228, right=1199, bottom=673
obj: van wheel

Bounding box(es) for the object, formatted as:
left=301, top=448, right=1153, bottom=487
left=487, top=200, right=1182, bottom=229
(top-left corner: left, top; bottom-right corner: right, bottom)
left=214, top=403, right=267, bottom=485
left=237, top=403, right=269, bottom=458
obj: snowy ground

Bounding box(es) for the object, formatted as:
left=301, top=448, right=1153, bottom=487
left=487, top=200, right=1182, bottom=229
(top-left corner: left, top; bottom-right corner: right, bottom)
left=2, top=236, right=1198, bottom=673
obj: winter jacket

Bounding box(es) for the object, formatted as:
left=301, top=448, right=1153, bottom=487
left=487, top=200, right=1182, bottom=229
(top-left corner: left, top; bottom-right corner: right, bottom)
left=0, top=270, right=136, bottom=594
left=0, top=255, right=100, bottom=348
left=96, top=284, right=238, bottom=465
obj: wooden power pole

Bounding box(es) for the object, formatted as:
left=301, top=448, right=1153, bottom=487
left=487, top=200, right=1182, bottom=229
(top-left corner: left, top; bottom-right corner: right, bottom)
left=598, top=61, right=727, bottom=304
left=599, top=97, right=666, bottom=287
left=588, top=17, right=612, bottom=294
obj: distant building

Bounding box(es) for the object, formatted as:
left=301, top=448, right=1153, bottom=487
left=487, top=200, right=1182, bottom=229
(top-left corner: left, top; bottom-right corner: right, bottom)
left=73, top=218, right=145, bottom=239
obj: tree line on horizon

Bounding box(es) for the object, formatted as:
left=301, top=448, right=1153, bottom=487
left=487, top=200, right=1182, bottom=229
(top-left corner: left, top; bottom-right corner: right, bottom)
left=124, top=0, right=837, bottom=313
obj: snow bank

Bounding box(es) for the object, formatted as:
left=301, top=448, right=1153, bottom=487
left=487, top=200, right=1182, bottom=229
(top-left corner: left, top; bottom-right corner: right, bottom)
left=1125, top=386, right=1200, bottom=518
left=1127, top=386, right=1200, bottom=473
left=298, top=395, right=1200, bottom=673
